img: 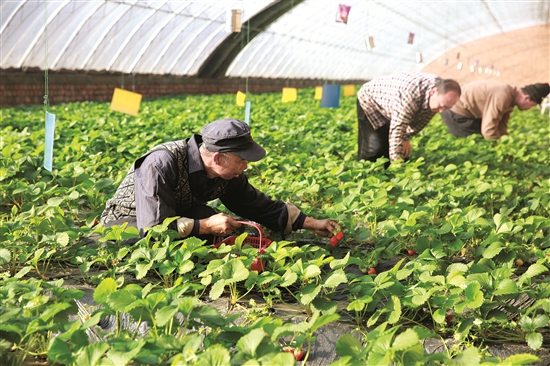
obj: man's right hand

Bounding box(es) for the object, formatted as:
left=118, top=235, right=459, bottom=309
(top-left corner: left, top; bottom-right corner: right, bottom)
left=402, top=140, right=411, bottom=158
left=200, top=213, right=242, bottom=236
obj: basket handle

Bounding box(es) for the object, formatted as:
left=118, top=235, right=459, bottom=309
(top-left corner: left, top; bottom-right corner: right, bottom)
left=237, top=221, right=267, bottom=251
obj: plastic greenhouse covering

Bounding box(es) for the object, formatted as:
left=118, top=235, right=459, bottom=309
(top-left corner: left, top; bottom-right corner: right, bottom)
left=1, top=0, right=548, bottom=81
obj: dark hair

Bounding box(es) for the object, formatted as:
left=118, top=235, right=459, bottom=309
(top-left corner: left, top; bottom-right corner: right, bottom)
left=434, top=78, right=461, bottom=96
left=521, top=83, right=550, bottom=104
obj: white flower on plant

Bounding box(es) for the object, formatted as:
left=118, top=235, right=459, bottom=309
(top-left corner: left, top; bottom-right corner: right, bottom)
left=474, top=318, right=483, bottom=325
left=459, top=283, right=467, bottom=289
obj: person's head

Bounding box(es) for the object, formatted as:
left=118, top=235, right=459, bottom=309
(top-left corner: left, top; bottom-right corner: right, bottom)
left=516, top=83, right=550, bottom=111
left=428, top=78, right=461, bottom=113
left=200, top=118, right=265, bottom=180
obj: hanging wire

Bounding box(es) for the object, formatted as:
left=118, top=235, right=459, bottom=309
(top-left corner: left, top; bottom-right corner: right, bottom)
left=43, top=0, right=50, bottom=111
left=245, top=14, right=249, bottom=95
left=444, top=7, right=449, bottom=66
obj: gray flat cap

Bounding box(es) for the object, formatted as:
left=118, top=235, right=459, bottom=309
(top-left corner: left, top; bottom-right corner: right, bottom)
left=201, top=118, right=266, bottom=162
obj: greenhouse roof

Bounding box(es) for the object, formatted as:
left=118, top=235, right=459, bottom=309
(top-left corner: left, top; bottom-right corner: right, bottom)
left=1, top=0, right=548, bottom=80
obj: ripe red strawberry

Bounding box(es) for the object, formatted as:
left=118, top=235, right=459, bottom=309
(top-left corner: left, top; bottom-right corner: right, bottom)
left=250, top=257, right=265, bottom=273
left=407, top=249, right=416, bottom=256
left=330, top=237, right=339, bottom=247
left=335, top=231, right=344, bottom=241
left=368, top=267, right=377, bottom=275
left=293, top=349, right=304, bottom=361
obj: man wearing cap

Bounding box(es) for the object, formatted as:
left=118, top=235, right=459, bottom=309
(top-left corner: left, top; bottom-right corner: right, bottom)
left=441, top=81, right=550, bottom=139
left=100, top=118, right=339, bottom=242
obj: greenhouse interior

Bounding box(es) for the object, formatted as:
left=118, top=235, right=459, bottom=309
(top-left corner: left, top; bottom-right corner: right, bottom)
left=1, top=0, right=550, bottom=365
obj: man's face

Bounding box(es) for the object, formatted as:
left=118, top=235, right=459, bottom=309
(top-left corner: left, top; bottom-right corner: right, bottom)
left=216, top=152, right=248, bottom=180
left=429, top=90, right=460, bottom=113
left=516, top=95, right=537, bottom=111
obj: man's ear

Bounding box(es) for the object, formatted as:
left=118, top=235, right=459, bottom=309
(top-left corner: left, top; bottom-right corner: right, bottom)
left=520, top=91, right=531, bottom=102
left=213, top=152, right=224, bottom=165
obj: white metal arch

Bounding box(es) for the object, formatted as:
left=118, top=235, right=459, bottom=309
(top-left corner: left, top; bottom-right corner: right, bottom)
left=105, top=4, right=163, bottom=71
left=16, top=0, right=70, bottom=68
left=0, top=0, right=26, bottom=35
left=164, top=3, right=222, bottom=74
left=50, top=1, right=105, bottom=69
left=145, top=10, right=205, bottom=72
left=1, top=0, right=548, bottom=81
left=230, top=35, right=271, bottom=77
left=239, top=35, right=289, bottom=77
left=179, top=21, right=227, bottom=75
left=80, top=2, right=137, bottom=69
left=126, top=2, right=189, bottom=73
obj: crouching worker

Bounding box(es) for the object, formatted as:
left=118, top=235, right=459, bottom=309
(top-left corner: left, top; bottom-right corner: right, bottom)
left=100, top=118, right=339, bottom=243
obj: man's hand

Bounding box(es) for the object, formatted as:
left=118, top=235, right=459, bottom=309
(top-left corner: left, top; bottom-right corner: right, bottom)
left=402, top=140, right=411, bottom=158
left=200, top=213, right=241, bottom=236
left=302, top=217, right=341, bottom=237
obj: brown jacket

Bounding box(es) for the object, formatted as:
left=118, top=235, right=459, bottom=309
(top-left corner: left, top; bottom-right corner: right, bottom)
left=451, top=80, right=516, bottom=139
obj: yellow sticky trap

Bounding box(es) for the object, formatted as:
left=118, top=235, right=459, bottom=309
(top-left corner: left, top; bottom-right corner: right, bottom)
left=314, top=86, right=322, bottom=100
left=282, top=88, right=297, bottom=103
left=110, top=88, right=142, bottom=116
left=343, top=84, right=356, bottom=97
left=236, top=91, right=246, bottom=107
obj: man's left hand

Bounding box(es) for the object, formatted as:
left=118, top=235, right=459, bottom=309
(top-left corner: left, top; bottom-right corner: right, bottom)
left=302, top=217, right=341, bottom=237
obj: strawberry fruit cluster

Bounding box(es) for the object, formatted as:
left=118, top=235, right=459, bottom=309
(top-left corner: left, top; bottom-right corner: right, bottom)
left=329, top=230, right=344, bottom=247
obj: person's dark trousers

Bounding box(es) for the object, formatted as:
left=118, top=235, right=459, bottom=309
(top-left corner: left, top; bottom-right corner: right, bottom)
left=357, top=99, right=390, bottom=166
left=105, top=205, right=217, bottom=244
left=441, top=109, right=482, bottom=137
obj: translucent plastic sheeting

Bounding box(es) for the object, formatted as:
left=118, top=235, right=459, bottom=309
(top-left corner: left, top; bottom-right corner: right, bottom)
left=1, top=0, right=272, bottom=74
left=227, top=0, right=549, bottom=80
left=1, top=0, right=548, bottom=81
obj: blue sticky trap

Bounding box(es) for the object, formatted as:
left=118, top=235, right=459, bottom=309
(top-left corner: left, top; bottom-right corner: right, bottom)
left=245, top=101, right=251, bottom=124
left=44, top=111, right=56, bottom=171
left=321, top=84, right=341, bottom=108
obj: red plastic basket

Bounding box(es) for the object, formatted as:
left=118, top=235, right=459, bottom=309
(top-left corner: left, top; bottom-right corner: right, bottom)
left=213, top=221, right=272, bottom=252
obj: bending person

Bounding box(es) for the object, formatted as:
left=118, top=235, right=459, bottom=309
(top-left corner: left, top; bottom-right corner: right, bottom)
left=441, top=81, right=550, bottom=139
left=357, top=71, right=461, bottom=165
left=100, top=118, right=339, bottom=243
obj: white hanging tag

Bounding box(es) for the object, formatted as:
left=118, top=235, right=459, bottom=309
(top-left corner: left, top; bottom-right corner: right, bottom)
left=44, top=111, right=56, bottom=171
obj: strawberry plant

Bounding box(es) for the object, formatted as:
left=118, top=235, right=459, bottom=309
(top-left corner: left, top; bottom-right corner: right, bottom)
left=1, top=92, right=549, bottom=364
